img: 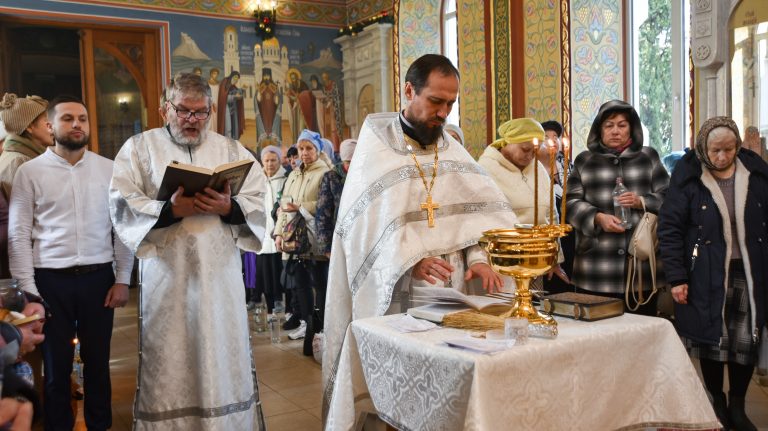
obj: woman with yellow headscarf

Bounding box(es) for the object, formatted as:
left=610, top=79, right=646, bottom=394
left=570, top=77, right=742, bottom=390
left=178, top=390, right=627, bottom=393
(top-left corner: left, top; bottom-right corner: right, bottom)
left=478, top=118, right=569, bottom=284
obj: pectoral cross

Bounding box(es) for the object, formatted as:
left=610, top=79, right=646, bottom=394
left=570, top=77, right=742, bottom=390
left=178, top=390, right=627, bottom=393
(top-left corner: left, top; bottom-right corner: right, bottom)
left=420, top=194, right=440, bottom=228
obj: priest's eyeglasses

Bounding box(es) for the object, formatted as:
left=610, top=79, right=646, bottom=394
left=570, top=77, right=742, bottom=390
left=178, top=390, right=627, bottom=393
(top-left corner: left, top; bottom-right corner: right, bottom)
left=168, top=101, right=210, bottom=120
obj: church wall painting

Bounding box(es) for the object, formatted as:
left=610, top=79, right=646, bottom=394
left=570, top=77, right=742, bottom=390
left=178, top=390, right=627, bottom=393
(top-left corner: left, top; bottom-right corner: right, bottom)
left=524, top=0, right=562, bottom=124
left=456, top=0, right=488, bottom=158
left=570, top=0, right=624, bottom=153
left=170, top=21, right=345, bottom=151
left=396, top=0, right=441, bottom=110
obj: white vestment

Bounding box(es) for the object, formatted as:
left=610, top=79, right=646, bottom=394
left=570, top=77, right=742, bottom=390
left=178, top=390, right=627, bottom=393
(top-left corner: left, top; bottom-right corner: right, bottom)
left=109, top=127, right=267, bottom=431
left=322, top=113, right=519, bottom=430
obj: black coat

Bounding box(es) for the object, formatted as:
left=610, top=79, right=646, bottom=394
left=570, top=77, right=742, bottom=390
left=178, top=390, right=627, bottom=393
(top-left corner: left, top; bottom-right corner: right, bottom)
left=658, top=149, right=768, bottom=345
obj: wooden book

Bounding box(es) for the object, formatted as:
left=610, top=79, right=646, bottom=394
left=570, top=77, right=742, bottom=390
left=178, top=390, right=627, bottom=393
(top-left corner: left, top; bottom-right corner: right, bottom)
left=156, top=159, right=254, bottom=201
left=541, top=292, right=624, bottom=321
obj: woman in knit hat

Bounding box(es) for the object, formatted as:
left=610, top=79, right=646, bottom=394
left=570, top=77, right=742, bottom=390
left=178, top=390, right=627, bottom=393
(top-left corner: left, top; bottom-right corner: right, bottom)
left=273, top=129, right=331, bottom=352
left=0, top=93, right=52, bottom=198
left=659, top=117, right=768, bottom=431
left=478, top=118, right=569, bottom=285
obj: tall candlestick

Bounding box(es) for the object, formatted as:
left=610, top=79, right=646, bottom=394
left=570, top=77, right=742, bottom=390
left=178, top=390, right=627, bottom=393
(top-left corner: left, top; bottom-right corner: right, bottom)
left=560, top=137, right=570, bottom=225
left=533, top=138, right=539, bottom=225
left=548, top=139, right=556, bottom=225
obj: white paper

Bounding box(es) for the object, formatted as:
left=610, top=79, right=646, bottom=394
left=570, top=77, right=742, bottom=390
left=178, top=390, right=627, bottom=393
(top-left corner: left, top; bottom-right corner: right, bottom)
left=443, top=337, right=515, bottom=354
left=386, top=314, right=439, bottom=333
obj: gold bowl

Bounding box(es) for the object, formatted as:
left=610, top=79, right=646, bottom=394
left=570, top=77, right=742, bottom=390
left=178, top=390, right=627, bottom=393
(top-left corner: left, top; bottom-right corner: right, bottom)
left=478, top=224, right=571, bottom=329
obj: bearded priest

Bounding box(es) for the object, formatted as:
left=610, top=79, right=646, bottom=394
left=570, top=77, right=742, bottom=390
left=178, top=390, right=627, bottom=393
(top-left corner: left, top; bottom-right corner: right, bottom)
left=322, top=54, right=519, bottom=429
left=109, top=73, right=268, bottom=430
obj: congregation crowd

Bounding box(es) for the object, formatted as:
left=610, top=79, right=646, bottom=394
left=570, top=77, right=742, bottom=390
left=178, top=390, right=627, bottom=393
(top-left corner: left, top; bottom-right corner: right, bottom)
left=0, top=52, right=762, bottom=431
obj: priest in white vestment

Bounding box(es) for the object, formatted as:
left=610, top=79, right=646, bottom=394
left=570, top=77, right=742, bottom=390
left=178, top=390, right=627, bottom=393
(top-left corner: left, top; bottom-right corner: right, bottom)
left=322, top=54, right=519, bottom=430
left=109, top=73, right=268, bottom=431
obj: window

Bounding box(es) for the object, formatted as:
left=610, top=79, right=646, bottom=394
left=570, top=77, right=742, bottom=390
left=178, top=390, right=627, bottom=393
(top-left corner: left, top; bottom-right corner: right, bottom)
left=442, top=0, right=459, bottom=126
left=628, top=0, right=691, bottom=165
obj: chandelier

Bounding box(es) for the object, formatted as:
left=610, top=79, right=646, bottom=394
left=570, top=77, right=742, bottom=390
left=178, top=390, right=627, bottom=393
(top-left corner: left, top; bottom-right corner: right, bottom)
left=254, top=0, right=277, bottom=40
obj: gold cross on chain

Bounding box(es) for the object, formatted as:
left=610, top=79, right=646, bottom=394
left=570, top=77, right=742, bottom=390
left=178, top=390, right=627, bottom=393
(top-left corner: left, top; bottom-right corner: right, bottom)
left=420, top=194, right=440, bottom=228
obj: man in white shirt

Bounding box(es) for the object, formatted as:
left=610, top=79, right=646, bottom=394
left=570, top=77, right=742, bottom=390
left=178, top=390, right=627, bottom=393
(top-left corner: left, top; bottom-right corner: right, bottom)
left=8, top=95, right=134, bottom=431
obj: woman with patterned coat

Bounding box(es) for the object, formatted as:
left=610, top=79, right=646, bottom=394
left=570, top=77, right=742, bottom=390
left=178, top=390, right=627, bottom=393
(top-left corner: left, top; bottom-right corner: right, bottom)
left=566, top=100, right=669, bottom=315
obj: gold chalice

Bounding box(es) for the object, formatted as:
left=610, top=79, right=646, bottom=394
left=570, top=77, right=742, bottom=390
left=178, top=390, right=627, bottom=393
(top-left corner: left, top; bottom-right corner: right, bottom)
left=478, top=224, right=571, bottom=330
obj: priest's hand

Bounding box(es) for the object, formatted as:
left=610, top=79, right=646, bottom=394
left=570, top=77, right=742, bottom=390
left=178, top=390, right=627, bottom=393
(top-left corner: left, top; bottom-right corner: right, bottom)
left=170, top=187, right=196, bottom=218
left=464, top=263, right=503, bottom=293
left=104, top=283, right=129, bottom=308
left=546, top=264, right=570, bottom=283
left=412, top=257, right=454, bottom=284
left=671, top=284, right=688, bottom=304
left=195, top=182, right=232, bottom=216
left=594, top=212, right=626, bottom=233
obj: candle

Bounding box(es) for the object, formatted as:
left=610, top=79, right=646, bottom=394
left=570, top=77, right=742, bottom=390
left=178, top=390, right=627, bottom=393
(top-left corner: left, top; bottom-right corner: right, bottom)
left=533, top=138, right=539, bottom=225
left=548, top=139, right=556, bottom=225
left=560, top=137, right=570, bottom=225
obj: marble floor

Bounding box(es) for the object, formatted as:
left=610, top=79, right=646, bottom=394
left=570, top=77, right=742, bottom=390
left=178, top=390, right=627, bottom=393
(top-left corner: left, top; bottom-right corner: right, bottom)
left=65, top=293, right=768, bottom=430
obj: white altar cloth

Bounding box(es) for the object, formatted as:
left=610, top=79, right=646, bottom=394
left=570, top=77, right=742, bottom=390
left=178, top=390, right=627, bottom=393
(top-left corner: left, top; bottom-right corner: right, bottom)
left=326, top=313, right=719, bottom=431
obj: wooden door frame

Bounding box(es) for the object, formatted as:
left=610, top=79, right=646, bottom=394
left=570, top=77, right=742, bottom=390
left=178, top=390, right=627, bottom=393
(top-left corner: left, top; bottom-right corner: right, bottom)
left=0, top=9, right=169, bottom=153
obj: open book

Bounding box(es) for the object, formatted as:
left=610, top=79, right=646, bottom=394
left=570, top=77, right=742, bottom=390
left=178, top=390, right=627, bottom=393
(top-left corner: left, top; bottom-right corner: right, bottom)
left=156, top=159, right=254, bottom=201
left=408, top=286, right=514, bottom=322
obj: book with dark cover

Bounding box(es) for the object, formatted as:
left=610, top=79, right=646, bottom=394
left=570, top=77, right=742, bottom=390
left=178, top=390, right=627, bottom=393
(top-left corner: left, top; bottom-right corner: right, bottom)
left=541, top=292, right=624, bottom=321
left=156, top=159, right=254, bottom=201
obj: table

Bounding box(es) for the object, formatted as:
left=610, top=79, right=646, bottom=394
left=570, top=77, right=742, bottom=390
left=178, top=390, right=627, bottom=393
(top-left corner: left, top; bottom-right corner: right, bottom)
left=325, top=313, right=719, bottom=431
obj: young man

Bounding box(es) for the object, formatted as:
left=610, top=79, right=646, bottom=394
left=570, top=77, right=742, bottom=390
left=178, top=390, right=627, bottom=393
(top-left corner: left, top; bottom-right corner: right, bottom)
left=109, top=73, right=268, bottom=430
left=8, top=95, right=134, bottom=431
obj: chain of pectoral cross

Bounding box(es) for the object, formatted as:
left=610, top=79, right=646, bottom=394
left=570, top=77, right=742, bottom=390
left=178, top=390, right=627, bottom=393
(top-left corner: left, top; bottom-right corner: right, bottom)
left=406, top=143, right=440, bottom=228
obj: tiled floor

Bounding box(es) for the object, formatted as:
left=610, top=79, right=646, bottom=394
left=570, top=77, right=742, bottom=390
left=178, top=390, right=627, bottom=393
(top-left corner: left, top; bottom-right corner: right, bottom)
left=68, top=293, right=768, bottom=430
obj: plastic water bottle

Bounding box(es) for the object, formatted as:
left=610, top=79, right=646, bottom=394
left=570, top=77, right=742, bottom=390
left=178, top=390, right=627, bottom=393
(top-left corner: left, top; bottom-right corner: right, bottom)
left=613, top=177, right=632, bottom=229
left=270, top=299, right=285, bottom=344
left=253, top=300, right=267, bottom=333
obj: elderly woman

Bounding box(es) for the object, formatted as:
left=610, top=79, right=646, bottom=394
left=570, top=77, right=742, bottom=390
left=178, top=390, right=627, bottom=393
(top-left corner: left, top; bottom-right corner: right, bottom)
left=659, top=117, right=768, bottom=431
left=444, top=124, right=465, bottom=147
left=566, top=100, right=669, bottom=315
left=479, top=118, right=569, bottom=286
left=274, top=129, right=331, bottom=352
left=255, top=145, right=288, bottom=314
left=316, top=139, right=356, bottom=258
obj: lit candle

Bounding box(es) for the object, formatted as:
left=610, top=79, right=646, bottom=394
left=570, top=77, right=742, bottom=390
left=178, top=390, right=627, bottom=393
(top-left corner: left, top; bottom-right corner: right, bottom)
left=533, top=138, right=539, bottom=226
left=548, top=139, right=556, bottom=225
left=560, top=137, right=570, bottom=225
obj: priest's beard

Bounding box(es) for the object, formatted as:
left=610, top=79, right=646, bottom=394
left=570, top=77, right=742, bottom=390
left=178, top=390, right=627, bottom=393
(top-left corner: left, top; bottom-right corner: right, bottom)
left=55, top=134, right=89, bottom=151
left=408, top=116, right=445, bottom=147
left=168, top=120, right=208, bottom=147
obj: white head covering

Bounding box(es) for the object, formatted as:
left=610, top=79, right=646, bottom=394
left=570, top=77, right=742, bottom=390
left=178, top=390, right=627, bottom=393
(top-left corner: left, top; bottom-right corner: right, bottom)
left=339, top=139, right=357, bottom=162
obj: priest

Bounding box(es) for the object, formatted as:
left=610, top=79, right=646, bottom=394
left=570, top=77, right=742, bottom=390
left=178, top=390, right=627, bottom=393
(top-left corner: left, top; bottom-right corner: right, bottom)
left=109, top=73, right=268, bottom=430
left=322, top=54, right=519, bottom=429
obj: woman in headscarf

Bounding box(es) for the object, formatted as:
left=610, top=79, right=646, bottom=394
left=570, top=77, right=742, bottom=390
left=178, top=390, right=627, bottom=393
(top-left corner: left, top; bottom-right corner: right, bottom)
left=478, top=118, right=569, bottom=286
left=659, top=117, right=768, bottom=431
left=566, top=100, right=669, bottom=315
left=255, top=145, right=288, bottom=315
left=273, top=129, right=331, bottom=353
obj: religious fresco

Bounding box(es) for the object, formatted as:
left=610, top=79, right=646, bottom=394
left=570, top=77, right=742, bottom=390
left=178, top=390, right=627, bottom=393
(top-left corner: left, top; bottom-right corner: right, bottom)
left=396, top=0, right=441, bottom=110
left=524, top=0, right=562, bottom=123
left=347, top=0, right=394, bottom=23
left=170, top=22, right=344, bottom=150
left=491, top=0, right=511, bottom=134
left=570, top=0, right=624, bottom=153
left=457, top=0, right=488, bottom=158
left=50, top=0, right=349, bottom=27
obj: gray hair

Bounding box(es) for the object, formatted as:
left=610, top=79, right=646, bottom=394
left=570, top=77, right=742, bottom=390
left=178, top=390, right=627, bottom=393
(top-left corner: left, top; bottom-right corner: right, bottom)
left=166, top=72, right=212, bottom=106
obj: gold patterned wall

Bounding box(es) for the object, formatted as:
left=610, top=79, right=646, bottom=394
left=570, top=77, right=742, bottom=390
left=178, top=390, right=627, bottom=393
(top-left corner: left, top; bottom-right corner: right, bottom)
left=523, top=0, right=562, bottom=123
left=457, top=0, right=488, bottom=157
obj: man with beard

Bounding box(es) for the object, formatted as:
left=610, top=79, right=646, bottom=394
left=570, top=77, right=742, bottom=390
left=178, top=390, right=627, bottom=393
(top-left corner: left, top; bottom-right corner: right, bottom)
left=322, top=54, right=519, bottom=428
left=109, top=73, right=268, bottom=430
left=8, top=95, right=134, bottom=431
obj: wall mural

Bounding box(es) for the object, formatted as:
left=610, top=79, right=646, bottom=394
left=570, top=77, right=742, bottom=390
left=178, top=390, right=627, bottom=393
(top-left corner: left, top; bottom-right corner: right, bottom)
left=169, top=22, right=345, bottom=151
left=524, top=0, right=562, bottom=124
left=396, top=0, right=441, bottom=110
left=457, top=0, right=488, bottom=157
left=570, top=0, right=624, bottom=153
